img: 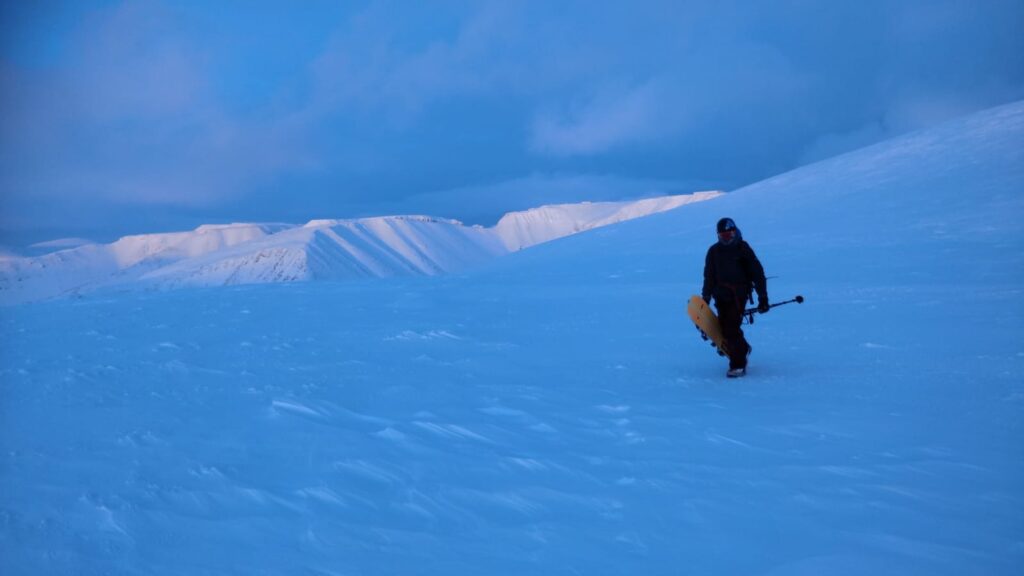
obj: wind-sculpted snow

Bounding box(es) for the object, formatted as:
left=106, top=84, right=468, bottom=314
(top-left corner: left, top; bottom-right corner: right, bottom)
left=27, top=237, right=95, bottom=253
left=0, top=195, right=713, bottom=304
left=1, top=102, right=1023, bottom=575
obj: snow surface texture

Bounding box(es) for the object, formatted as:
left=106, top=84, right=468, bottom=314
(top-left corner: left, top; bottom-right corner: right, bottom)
left=0, top=193, right=719, bottom=305
left=1, top=101, right=1023, bottom=575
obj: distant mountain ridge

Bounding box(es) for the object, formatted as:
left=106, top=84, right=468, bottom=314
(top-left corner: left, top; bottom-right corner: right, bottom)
left=493, top=192, right=720, bottom=250
left=141, top=216, right=508, bottom=287
left=0, top=192, right=721, bottom=304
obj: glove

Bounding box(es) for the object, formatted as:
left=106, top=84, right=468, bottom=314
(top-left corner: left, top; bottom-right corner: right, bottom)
left=757, top=299, right=770, bottom=314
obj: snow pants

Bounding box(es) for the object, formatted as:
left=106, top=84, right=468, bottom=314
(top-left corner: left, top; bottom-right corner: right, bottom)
left=716, top=298, right=750, bottom=369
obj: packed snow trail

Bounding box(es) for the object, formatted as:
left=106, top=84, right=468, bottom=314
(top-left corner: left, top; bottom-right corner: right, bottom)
left=1, top=101, right=1023, bottom=575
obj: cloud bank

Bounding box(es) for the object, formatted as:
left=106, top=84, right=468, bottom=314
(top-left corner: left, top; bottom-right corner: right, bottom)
left=1, top=0, right=1022, bottom=245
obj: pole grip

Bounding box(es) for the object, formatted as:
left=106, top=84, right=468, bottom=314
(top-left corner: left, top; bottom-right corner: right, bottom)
left=744, top=295, right=804, bottom=316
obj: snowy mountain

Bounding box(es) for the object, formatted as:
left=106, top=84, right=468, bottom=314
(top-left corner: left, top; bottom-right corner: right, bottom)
left=0, top=193, right=719, bottom=303
left=141, top=216, right=508, bottom=287
left=28, top=237, right=96, bottom=254
left=1, top=102, right=1022, bottom=576
left=492, top=192, right=721, bottom=250
left=475, top=101, right=1023, bottom=295
left=0, top=223, right=293, bottom=304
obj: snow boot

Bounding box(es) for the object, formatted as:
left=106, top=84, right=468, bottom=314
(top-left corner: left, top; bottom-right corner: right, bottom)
left=727, top=367, right=746, bottom=378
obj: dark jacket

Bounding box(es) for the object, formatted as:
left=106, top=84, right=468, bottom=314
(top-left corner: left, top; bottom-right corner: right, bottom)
left=702, top=239, right=767, bottom=308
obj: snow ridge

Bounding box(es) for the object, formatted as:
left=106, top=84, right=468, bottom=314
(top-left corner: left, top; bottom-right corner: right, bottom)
left=0, top=223, right=293, bottom=304
left=0, top=193, right=717, bottom=304
left=143, top=216, right=508, bottom=287
left=493, top=191, right=722, bottom=250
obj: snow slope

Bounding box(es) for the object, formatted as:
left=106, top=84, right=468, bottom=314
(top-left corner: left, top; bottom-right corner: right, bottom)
left=0, top=223, right=293, bottom=304
left=142, top=216, right=509, bottom=287
left=1, top=102, right=1022, bottom=576
left=0, top=193, right=715, bottom=303
left=492, top=191, right=722, bottom=250
left=28, top=238, right=96, bottom=254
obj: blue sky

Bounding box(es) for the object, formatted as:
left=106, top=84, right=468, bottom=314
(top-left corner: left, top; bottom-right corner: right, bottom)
left=2, top=0, right=1022, bottom=247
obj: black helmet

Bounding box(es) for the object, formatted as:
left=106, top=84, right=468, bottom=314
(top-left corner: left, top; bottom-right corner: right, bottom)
left=716, top=217, right=740, bottom=245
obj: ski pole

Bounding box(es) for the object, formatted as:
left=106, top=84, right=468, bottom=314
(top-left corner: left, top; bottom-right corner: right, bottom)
left=743, top=295, right=804, bottom=324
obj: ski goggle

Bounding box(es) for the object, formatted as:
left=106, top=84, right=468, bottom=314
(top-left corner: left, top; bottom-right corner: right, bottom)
left=717, top=229, right=736, bottom=241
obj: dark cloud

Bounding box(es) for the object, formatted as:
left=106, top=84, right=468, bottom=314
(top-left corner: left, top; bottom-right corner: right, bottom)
left=1, top=0, right=1022, bottom=246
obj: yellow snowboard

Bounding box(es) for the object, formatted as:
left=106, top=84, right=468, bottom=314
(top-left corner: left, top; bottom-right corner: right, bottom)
left=687, top=295, right=728, bottom=356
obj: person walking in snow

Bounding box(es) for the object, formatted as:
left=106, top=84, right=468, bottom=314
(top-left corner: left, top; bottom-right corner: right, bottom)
left=702, top=217, right=769, bottom=377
